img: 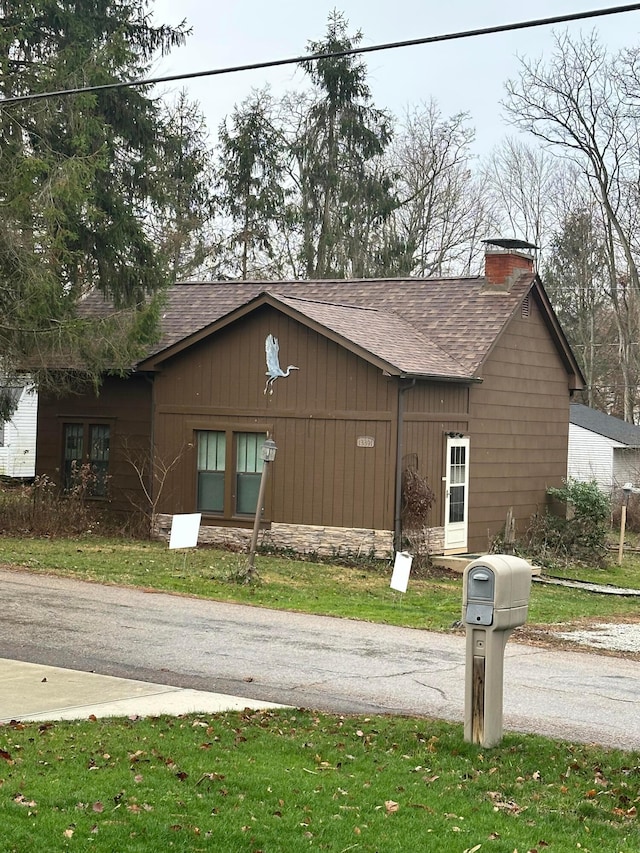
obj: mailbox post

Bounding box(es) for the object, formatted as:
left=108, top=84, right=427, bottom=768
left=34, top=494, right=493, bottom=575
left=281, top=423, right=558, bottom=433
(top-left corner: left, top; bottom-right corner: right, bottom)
left=462, top=555, right=532, bottom=748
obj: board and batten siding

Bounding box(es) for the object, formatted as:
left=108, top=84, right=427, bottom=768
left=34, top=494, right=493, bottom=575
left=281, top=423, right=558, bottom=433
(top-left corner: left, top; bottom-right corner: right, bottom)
left=467, top=291, right=572, bottom=553
left=402, top=381, right=470, bottom=533
left=36, top=375, right=153, bottom=514
left=152, top=307, right=398, bottom=532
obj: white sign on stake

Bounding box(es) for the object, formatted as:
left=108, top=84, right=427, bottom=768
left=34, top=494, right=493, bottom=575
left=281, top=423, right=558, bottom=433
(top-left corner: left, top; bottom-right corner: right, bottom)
left=169, top=513, right=202, bottom=550
left=390, top=550, right=413, bottom=593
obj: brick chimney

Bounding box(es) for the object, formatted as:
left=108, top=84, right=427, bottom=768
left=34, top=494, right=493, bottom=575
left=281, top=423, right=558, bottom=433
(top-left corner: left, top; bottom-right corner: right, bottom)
left=483, top=239, right=536, bottom=291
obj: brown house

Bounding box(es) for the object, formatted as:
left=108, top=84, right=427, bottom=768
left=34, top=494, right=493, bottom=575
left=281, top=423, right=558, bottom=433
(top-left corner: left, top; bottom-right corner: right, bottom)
left=36, top=243, right=584, bottom=557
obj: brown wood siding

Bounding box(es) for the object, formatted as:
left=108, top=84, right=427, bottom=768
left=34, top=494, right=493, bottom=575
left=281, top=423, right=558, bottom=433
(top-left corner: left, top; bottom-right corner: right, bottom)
left=35, top=286, right=575, bottom=553
left=468, top=294, right=571, bottom=552
left=36, top=375, right=152, bottom=516
left=402, top=382, right=470, bottom=530
left=152, top=308, right=397, bottom=530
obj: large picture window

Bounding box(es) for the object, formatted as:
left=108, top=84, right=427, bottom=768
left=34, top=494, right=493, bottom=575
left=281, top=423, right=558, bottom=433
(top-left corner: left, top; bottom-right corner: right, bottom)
left=63, top=422, right=110, bottom=497
left=196, top=429, right=267, bottom=517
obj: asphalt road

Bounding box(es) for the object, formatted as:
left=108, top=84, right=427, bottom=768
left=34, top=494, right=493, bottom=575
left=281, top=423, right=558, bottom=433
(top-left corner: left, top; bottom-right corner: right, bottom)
left=2, top=567, right=640, bottom=750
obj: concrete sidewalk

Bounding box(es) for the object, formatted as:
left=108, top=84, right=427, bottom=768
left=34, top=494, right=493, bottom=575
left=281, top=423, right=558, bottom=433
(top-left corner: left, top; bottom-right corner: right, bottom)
left=0, top=659, right=287, bottom=724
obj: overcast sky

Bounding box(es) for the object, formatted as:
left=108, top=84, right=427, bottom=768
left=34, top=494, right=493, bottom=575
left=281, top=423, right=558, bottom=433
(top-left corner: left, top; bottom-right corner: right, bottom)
left=149, top=1, right=640, bottom=156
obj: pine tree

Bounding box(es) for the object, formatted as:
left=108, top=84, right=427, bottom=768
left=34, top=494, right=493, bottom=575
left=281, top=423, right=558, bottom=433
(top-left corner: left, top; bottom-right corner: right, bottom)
left=217, top=90, right=286, bottom=280
left=0, top=0, right=189, bottom=402
left=295, top=11, right=396, bottom=278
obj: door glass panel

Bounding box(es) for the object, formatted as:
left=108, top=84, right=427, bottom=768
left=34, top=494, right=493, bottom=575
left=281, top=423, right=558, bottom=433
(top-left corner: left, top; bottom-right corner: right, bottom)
left=449, top=484, right=465, bottom=523
left=450, top=446, right=466, bottom=483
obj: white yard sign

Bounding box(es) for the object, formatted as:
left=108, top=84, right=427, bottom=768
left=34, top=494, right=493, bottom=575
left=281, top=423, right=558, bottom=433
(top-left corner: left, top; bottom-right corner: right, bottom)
left=169, top=513, right=202, bottom=550
left=390, top=551, right=413, bottom=593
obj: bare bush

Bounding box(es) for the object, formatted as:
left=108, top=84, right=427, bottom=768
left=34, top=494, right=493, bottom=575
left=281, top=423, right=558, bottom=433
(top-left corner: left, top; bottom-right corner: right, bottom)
left=0, top=463, right=105, bottom=537
left=401, top=466, right=436, bottom=570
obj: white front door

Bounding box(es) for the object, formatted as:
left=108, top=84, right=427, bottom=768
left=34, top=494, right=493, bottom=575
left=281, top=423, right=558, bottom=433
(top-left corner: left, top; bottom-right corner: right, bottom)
left=444, top=436, right=470, bottom=552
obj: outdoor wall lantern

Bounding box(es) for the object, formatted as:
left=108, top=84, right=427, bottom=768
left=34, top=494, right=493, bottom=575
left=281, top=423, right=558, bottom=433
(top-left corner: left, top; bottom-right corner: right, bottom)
left=261, top=438, right=278, bottom=463
left=246, top=437, right=278, bottom=579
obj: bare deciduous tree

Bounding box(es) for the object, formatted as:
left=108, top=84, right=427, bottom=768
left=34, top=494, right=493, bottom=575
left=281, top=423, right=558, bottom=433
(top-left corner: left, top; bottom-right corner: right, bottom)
left=504, top=31, right=640, bottom=420
left=482, top=137, right=565, bottom=261
left=121, top=439, right=194, bottom=535
left=390, top=101, right=487, bottom=276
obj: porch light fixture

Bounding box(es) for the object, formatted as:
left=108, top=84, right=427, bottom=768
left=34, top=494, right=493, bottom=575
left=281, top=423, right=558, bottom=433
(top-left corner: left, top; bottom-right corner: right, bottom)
left=261, top=437, right=277, bottom=463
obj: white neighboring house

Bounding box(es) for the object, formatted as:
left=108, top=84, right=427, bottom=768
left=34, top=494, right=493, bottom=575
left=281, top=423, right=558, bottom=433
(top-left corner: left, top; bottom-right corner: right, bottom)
left=568, top=403, right=640, bottom=493
left=0, top=384, right=37, bottom=479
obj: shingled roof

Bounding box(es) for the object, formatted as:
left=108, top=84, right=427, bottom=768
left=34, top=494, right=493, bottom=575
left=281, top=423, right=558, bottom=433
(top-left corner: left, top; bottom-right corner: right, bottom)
left=570, top=403, right=640, bottom=447
left=80, top=269, right=579, bottom=383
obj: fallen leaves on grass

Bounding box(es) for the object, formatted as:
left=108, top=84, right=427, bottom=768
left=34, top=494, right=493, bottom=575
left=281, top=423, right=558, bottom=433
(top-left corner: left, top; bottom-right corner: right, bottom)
left=13, top=793, right=36, bottom=807
left=613, top=805, right=637, bottom=819
left=487, top=791, right=526, bottom=815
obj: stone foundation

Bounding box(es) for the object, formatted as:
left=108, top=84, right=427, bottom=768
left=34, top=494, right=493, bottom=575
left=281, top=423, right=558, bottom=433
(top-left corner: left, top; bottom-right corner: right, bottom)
left=155, top=514, right=445, bottom=560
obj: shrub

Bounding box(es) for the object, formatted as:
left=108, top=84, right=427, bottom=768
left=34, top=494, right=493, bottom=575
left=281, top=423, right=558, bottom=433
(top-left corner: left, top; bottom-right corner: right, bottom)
left=524, top=478, right=610, bottom=568
left=0, top=464, right=106, bottom=537
left=401, top=466, right=436, bottom=570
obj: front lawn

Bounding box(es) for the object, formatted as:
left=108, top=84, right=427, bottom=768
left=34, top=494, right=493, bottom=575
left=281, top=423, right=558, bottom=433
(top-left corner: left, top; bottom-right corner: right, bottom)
left=1, top=709, right=639, bottom=852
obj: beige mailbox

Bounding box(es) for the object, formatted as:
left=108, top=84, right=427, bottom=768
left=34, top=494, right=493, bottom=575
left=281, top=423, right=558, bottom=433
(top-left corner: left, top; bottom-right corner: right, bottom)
left=462, top=555, right=533, bottom=748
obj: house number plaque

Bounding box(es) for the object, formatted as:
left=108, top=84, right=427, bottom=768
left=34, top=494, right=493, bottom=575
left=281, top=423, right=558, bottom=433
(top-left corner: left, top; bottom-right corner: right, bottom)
left=357, top=436, right=375, bottom=448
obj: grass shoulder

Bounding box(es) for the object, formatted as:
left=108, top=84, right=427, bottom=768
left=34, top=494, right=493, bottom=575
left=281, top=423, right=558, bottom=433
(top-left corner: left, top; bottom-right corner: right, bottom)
left=0, top=535, right=640, bottom=634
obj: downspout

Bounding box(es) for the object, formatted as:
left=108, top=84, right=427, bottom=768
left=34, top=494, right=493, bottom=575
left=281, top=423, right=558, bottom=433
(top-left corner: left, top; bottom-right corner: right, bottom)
left=394, top=378, right=416, bottom=551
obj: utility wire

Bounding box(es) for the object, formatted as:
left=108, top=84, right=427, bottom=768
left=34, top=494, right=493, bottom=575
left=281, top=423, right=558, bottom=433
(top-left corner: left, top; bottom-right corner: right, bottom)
left=2, top=3, right=640, bottom=105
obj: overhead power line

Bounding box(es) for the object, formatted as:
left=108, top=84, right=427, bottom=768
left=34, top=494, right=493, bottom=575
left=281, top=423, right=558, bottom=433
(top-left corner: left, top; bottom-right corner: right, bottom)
left=2, top=3, right=640, bottom=106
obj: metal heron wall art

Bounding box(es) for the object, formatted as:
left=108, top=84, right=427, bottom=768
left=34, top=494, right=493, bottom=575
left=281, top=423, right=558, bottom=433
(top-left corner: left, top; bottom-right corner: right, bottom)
left=264, top=334, right=299, bottom=395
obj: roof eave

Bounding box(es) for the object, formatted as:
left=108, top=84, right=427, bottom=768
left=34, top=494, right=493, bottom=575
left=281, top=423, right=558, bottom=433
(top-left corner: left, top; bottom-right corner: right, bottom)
left=397, top=372, right=479, bottom=384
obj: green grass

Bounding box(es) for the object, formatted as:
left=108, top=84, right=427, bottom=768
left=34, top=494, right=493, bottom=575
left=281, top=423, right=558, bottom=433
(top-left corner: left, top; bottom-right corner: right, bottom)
left=0, top=535, right=639, bottom=632
left=0, top=536, right=638, bottom=848
left=546, top=548, right=640, bottom=588
left=1, top=709, right=639, bottom=852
